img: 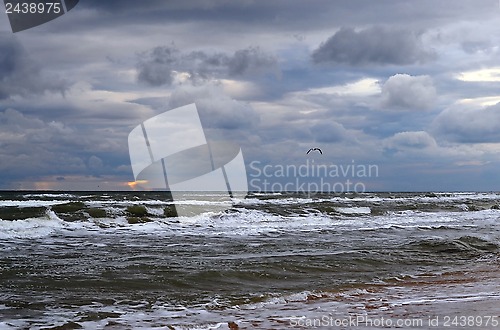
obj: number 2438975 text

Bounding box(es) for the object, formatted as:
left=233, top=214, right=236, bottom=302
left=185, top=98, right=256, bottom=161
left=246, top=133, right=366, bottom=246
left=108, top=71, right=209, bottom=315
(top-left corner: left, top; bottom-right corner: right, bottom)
left=5, top=2, right=62, bottom=14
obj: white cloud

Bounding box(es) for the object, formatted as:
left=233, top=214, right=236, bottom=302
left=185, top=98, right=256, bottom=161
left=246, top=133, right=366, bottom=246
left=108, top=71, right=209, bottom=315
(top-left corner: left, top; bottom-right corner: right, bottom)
left=431, top=103, right=500, bottom=143
left=380, top=74, right=436, bottom=110
left=456, top=96, right=500, bottom=107
left=385, top=131, right=437, bottom=150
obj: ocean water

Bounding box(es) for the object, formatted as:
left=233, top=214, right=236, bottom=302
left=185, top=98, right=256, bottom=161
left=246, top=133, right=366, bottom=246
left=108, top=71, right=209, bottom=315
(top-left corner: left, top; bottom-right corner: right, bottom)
left=0, top=191, right=499, bottom=329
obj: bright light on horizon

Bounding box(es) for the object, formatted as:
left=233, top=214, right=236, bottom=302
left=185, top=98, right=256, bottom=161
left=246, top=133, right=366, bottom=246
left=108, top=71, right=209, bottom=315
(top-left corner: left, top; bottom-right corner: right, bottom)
left=457, top=67, right=500, bottom=82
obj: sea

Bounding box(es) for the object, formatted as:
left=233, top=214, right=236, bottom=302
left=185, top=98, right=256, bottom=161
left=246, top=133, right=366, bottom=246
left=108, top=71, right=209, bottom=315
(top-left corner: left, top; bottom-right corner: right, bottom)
left=0, top=191, right=499, bottom=329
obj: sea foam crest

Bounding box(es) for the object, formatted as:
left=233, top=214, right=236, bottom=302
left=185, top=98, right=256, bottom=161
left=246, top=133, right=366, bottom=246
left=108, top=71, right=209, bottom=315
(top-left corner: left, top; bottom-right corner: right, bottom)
left=0, top=210, right=64, bottom=239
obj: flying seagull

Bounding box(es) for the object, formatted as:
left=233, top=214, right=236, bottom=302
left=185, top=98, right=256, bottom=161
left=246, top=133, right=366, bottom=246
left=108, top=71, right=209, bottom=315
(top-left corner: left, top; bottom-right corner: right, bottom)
left=307, top=148, right=323, bottom=155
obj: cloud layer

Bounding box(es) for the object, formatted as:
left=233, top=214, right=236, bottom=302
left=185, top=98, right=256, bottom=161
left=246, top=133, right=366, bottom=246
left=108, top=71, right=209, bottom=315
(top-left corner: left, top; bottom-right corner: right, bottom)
left=1, top=0, right=500, bottom=191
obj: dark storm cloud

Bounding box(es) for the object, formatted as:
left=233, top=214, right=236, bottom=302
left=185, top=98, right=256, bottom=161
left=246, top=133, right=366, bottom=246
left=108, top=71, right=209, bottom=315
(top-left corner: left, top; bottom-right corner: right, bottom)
left=75, top=0, right=319, bottom=28
left=0, top=108, right=128, bottom=180
left=312, top=26, right=436, bottom=66
left=0, top=108, right=85, bottom=176
left=0, top=35, right=67, bottom=99
left=137, top=46, right=278, bottom=86
left=80, top=0, right=229, bottom=11
left=226, top=48, right=278, bottom=76
left=137, top=47, right=178, bottom=86
left=73, top=0, right=495, bottom=35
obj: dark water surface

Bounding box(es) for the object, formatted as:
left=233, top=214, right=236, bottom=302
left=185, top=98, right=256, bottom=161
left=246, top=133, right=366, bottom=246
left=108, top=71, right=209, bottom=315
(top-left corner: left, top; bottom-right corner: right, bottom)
left=0, top=191, right=499, bottom=329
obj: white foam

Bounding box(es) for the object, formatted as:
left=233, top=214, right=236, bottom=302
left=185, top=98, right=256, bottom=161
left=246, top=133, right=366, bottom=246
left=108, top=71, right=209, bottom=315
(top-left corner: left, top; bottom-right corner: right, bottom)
left=0, top=199, right=71, bottom=208
left=335, top=206, right=371, bottom=214
left=0, top=211, right=65, bottom=239
left=85, top=199, right=173, bottom=206
left=243, top=192, right=500, bottom=207
left=1, top=193, right=499, bottom=240
left=250, top=192, right=283, bottom=196
left=22, top=193, right=77, bottom=199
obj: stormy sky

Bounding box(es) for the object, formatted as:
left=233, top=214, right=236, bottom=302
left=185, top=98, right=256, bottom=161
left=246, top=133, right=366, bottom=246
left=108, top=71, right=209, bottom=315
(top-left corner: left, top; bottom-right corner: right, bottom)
left=1, top=0, right=500, bottom=191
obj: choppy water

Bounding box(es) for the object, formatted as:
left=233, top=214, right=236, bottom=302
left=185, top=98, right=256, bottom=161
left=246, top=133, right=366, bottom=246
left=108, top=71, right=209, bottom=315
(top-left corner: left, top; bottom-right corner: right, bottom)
left=0, top=191, right=499, bottom=329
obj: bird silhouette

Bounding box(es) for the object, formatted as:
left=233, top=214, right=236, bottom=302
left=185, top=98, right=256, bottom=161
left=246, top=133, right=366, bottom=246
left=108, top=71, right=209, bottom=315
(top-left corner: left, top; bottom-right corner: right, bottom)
left=307, top=148, right=323, bottom=155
